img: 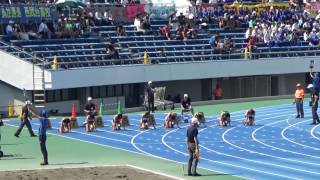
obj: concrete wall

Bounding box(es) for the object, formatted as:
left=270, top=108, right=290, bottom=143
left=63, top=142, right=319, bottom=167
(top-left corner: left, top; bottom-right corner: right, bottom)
left=156, top=80, right=203, bottom=101
left=277, top=74, right=306, bottom=96
left=48, top=57, right=319, bottom=90
left=0, top=81, right=32, bottom=115
left=2, top=48, right=319, bottom=91
left=0, top=50, right=51, bottom=90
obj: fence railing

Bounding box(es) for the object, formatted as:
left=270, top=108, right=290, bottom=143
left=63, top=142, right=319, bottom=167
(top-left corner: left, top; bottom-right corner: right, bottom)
left=38, top=48, right=320, bottom=70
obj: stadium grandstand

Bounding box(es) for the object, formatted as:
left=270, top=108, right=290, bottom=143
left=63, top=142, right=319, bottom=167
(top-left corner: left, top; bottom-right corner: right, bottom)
left=1, top=0, right=320, bottom=179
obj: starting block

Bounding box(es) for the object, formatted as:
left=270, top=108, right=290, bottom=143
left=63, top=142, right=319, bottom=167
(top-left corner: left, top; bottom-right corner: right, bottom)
left=70, top=117, right=79, bottom=128
left=95, top=116, right=104, bottom=127
left=182, top=114, right=192, bottom=123
left=121, top=115, right=130, bottom=129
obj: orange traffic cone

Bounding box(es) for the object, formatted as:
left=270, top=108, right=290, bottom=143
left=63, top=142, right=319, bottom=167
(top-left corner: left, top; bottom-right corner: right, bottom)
left=70, top=103, right=78, bottom=128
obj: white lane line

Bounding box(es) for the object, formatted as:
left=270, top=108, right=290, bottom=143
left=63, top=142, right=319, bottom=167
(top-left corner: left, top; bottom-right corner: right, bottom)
left=5, top=123, right=147, bottom=157
left=281, top=118, right=320, bottom=151
left=252, top=116, right=320, bottom=160
left=198, top=109, right=320, bottom=174
left=311, top=124, right=320, bottom=141
left=131, top=115, right=252, bottom=180
left=200, top=142, right=320, bottom=175
left=161, top=124, right=297, bottom=179
left=218, top=109, right=320, bottom=166
left=95, top=129, right=134, bottom=137
left=126, top=164, right=183, bottom=180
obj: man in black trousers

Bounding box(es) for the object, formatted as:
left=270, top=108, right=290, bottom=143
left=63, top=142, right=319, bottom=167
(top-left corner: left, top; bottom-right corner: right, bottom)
left=39, top=110, right=49, bottom=165
left=186, top=117, right=201, bottom=176
left=311, top=88, right=320, bottom=125
left=14, top=100, right=37, bottom=138
left=146, top=81, right=155, bottom=113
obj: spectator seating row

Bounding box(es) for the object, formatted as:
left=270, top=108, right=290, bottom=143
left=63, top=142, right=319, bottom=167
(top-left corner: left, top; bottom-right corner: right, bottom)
left=1, top=19, right=319, bottom=69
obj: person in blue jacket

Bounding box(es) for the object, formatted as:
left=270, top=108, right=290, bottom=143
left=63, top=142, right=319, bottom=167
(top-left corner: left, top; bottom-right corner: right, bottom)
left=39, top=110, right=49, bottom=165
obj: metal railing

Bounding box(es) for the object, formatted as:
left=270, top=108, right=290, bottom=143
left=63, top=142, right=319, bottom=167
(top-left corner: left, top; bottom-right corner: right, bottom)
left=0, top=40, right=46, bottom=65
left=36, top=48, right=320, bottom=70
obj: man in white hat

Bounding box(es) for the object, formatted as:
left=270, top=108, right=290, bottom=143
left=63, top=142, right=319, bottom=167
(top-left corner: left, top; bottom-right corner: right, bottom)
left=14, top=100, right=38, bottom=138
left=145, top=81, right=155, bottom=113
left=83, top=97, right=96, bottom=132
left=181, top=93, right=194, bottom=117
left=186, top=117, right=201, bottom=176
left=6, top=20, right=17, bottom=40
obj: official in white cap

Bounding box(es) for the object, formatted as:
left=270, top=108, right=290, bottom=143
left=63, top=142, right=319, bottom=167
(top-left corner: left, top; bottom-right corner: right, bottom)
left=181, top=93, right=194, bottom=117
left=14, top=100, right=38, bottom=138
left=186, top=117, right=201, bottom=176
left=83, top=97, right=97, bottom=132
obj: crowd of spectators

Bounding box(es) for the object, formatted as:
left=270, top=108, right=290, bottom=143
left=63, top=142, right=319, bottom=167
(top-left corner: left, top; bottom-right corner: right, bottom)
left=4, top=10, right=96, bottom=40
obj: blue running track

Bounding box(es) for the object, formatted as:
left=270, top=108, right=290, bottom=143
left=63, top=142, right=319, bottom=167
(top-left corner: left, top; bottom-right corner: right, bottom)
left=5, top=104, right=320, bottom=180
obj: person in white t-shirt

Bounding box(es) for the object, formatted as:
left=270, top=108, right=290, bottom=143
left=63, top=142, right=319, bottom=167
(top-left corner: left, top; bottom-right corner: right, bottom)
left=38, top=20, right=51, bottom=39
left=5, top=20, right=17, bottom=39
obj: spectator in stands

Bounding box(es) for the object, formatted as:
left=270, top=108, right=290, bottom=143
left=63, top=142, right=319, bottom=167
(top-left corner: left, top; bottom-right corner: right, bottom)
left=199, top=17, right=208, bottom=31
left=64, top=18, right=74, bottom=38
left=160, top=25, right=172, bottom=40
left=94, top=10, right=104, bottom=25
left=141, top=14, right=151, bottom=32
left=175, top=25, right=185, bottom=40
left=216, top=38, right=225, bottom=54
left=188, top=13, right=195, bottom=27
left=177, top=12, right=186, bottom=26
left=224, top=37, right=234, bottom=53
left=245, top=27, right=253, bottom=40
left=106, top=44, right=119, bottom=59
left=134, top=15, right=143, bottom=32
left=18, top=24, right=30, bottom=41
left=309, top=28, right=319, bottom=46
left=53, top=19, right=64, bottom=38
left=38, top=20, right=51, bottom=39
left=246, top=36, right=256, bottom=59
left=25, top=22, right=39, bottom=40
left=214, top=84, right=223, bottom=100
left=186, top=24, right=196, bottom=39
left=116, top=25, right=127, bottom=36
left=218, top=16, right=225, bottom=29
left=208, top=33, right=218, bottom=49
left=102, top=10, right=113, bottom=25
left=5, top=20, right=18, bottom=40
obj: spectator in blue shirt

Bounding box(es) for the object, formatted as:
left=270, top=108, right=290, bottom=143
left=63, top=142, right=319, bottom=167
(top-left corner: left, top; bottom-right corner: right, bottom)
left=39, top=110, right=49, bottom=166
